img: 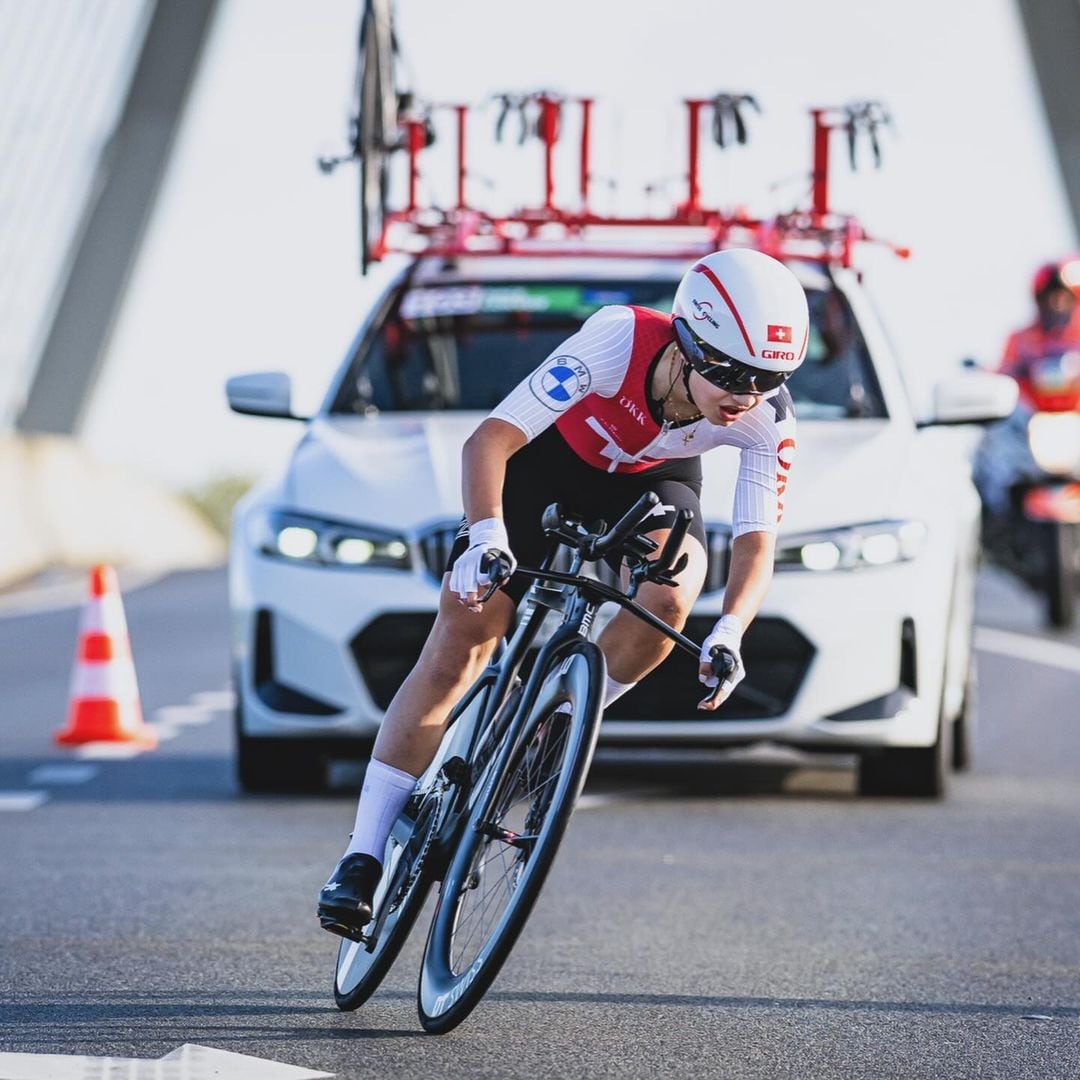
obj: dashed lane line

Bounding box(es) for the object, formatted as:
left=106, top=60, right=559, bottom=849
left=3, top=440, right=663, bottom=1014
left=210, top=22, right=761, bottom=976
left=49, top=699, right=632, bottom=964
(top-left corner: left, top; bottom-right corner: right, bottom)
left=74, top=743, right=146, bottom=760
left=975, top=626, right=1080, bottom=673
left=27, top=764, right=98, bottom=785
left=0, top=791, right=48, bottom=811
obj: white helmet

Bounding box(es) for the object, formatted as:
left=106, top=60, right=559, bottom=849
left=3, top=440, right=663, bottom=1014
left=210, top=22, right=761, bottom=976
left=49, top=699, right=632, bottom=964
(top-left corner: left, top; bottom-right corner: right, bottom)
left=671, top=248, right=810, bottom=392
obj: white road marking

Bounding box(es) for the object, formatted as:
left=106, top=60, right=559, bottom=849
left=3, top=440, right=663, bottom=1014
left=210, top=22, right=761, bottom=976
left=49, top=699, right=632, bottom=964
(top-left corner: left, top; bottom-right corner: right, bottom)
left=975, top=626, right=1080, bottom=673
left=155, top=704, right=216, bottom=726
left=73, top=743, right=145, bottom=760
left=27, top=764, right=98, bottom=785
left=191, top=689, right=236, bottom=709
left=0, top=1043, right=333, bottom=1079
left=0, top=791, right=48, bottom=811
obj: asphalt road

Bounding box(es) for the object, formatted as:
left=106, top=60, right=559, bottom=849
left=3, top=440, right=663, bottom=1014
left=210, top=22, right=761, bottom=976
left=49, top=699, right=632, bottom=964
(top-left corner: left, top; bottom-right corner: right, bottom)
left=0, top=567, right=1078, bottom=1078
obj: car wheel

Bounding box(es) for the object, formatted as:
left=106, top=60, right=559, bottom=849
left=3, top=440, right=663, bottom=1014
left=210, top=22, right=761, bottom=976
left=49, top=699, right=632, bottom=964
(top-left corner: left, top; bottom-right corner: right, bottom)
left=234, top=702, right=327, bottom=794
left=858, top=716, right=949, bottom=799
left=951, top=658, right=977, bottom=773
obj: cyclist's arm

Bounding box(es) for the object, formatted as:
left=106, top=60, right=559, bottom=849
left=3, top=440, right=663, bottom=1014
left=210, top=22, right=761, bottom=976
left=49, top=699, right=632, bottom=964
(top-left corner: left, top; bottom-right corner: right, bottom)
left=461, top=418, right=528, bottom=525
left=721, top=530, right=776, bottom=627
left=487, top=305, right=634, bottom=440
left=724, top=387, right=797, bottom=629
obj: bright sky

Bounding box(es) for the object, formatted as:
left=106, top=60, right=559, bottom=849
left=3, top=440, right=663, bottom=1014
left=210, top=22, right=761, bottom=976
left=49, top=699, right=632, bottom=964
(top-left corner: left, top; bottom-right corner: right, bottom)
left=81, top=0, right=1077, bottom=488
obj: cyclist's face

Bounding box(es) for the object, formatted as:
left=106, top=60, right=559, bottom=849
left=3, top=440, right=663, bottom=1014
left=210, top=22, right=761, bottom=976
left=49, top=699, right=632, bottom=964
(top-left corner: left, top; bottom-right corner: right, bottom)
left=688, top=369, right=763, bottom=425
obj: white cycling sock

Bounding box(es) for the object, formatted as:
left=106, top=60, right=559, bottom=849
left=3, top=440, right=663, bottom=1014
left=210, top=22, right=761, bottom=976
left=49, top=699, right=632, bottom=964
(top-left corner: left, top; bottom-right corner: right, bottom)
left=343, top=758, right=418, bottom=861
left=604, top=675, right=636, bottom=708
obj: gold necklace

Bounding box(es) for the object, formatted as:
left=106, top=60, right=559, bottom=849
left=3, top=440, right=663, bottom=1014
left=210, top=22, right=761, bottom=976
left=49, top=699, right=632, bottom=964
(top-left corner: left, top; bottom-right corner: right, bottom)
left=660, top=346, right=702, bottom=444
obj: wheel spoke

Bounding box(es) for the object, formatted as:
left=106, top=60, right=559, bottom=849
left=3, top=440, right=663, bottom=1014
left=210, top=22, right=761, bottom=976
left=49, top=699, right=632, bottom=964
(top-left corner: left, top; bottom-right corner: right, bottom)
left=447, top=709, right=574, bottom=972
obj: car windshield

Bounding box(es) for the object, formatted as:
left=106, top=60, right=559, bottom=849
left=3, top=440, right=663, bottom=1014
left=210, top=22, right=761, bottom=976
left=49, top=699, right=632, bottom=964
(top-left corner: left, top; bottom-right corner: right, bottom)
left=331, top=278, right=886, bottom=419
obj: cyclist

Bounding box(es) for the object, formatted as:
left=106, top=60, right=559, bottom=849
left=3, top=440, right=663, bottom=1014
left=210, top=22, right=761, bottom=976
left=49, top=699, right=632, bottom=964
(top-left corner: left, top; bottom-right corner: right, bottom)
left=319, top=248, right=809, bottom=934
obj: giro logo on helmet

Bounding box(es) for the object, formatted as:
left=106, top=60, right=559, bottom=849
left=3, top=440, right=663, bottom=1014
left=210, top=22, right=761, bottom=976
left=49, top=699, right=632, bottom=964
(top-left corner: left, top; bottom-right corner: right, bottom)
left=761, top=349, right=796, bottom=362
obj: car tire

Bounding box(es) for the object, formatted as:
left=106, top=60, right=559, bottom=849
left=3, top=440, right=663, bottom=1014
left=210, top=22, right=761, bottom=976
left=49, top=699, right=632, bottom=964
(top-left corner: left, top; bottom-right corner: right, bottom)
left=858, top=717, right=949, bottom=799
left=1045, top=522, right=1078, bottom=630
left=951, top=659, right=976, bottom=773
left=235, top=702, right=327, bottom=794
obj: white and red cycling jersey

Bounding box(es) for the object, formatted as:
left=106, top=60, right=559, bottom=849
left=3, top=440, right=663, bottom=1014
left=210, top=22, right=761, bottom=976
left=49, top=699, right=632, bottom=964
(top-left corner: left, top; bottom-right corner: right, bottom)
left=490, top=304, right=796, bottom=536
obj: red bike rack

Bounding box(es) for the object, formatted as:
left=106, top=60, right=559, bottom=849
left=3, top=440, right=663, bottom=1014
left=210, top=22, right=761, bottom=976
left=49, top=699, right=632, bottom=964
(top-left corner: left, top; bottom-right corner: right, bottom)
left=373, top=95, right=909, bottom=270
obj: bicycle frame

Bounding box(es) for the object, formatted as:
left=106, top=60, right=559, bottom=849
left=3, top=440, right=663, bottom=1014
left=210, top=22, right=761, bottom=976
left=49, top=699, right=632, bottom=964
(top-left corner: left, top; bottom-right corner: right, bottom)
left=361, top=528, right=709, bottom=949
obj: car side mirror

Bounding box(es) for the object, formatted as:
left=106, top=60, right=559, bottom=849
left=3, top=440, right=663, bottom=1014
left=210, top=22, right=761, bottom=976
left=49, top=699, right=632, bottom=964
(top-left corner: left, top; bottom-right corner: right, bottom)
left=923, top=370, right=1018, bottom=427
left=225, top=372, right=307, bottom=420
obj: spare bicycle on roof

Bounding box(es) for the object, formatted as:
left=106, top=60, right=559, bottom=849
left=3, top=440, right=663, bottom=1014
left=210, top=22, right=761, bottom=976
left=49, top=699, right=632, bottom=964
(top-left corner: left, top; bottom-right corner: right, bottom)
left=318, top=3, right=909, bottom=273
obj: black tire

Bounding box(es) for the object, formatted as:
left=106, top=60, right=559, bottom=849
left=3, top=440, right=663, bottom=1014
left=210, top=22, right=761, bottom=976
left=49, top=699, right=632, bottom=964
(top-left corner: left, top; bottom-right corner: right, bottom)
left=334, top=792, right=439, bottom=1011
left=858, top=717, right=948, bottom=799
left=234, top=705, right=326, bottom=794
left=951, top=659, right=976, bottom=773
left=356, top=0, right=395, bottom=273
left=417, top=640, right=605, bottom=1033
left=1045, top=522, right=1078, bottom=630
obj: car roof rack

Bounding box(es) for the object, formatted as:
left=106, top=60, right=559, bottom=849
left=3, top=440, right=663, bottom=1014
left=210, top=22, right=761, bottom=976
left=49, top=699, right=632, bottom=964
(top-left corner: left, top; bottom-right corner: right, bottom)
left=370, top=94, right=910, bottom=270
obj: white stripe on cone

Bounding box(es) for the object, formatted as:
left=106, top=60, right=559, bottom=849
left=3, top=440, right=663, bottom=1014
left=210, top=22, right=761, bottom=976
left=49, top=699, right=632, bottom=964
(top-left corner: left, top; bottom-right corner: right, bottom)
left=77, top=594, right=128, bottom=635
left=70, top=659, right=140, bottom=701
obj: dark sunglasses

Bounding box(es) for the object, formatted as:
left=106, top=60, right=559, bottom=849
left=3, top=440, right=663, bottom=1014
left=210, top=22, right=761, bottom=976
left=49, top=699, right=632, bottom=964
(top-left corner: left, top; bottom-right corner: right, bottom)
left=672, top=317, right=790, bottom=394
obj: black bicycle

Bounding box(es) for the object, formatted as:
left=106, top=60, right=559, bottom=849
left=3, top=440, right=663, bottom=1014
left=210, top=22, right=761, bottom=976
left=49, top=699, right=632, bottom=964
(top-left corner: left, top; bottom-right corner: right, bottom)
left=330, top=492, right=735, bottom=1033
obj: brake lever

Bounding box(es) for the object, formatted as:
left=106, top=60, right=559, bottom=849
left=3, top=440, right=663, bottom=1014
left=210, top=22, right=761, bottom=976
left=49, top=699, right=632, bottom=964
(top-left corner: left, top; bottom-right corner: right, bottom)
left=698, top=646, right=738, bottom=710
left=478, top=553, right=514, bottom=604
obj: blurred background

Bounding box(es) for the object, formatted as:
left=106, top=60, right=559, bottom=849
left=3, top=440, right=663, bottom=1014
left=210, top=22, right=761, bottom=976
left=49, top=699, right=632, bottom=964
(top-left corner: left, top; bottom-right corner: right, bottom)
left=2, top=0, right=1078, bottom=586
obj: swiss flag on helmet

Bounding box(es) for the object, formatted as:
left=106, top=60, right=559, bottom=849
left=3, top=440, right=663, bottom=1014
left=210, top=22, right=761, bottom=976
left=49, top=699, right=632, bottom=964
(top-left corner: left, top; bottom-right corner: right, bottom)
left=767, top=324, right=792, bottom=343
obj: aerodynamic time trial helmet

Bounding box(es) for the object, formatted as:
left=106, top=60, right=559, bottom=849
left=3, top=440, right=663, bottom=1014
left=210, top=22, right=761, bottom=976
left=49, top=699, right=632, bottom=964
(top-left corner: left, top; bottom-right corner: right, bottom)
left=671, top=248, right=810, bottom=394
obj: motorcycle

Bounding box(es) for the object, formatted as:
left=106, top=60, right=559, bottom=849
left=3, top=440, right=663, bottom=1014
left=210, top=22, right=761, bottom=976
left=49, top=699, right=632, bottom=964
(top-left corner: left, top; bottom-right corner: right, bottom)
left=976, top=349, right=1080, bottom=628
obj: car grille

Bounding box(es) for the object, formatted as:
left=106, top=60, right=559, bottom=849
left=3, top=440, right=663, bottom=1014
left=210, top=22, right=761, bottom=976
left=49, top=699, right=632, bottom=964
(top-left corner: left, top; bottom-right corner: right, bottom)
left=417, top=522, right=731, bottom=592
left=417, top=521, right=462, bottom=582
left=604, top=615, right=814, bottom=722
left=351, top=612, right=438, bottom=710
left=351, top=611, right=811, bottom=720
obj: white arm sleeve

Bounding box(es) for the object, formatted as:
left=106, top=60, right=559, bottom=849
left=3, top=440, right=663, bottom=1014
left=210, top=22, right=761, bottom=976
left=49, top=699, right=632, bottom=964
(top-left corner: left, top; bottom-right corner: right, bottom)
left=489, top=305, right=635, bottom=440
left=725, top=388, right=797, bottom=537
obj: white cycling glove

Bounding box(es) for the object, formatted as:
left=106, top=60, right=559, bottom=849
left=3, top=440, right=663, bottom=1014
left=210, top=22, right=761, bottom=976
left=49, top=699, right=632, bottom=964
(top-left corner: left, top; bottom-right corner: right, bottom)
left=698, top=613, right=746, bottom=699
left=449, top=517, right=517, bottom=611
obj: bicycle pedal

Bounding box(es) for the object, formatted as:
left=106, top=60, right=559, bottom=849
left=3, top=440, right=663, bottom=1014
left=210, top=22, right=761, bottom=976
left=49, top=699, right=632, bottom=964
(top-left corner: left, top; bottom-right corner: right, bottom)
left=319, top=915, right=370, bottom=945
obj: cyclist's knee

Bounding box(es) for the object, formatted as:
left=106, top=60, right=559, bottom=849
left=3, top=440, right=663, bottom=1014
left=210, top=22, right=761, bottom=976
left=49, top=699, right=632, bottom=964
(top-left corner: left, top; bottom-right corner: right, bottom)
left=640, top=584, right=695, bottom=630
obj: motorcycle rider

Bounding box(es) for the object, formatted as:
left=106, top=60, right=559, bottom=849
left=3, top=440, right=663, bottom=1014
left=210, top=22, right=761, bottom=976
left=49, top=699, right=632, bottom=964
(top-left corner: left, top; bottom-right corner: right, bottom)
left=975, top=259, right=1080, bottom=517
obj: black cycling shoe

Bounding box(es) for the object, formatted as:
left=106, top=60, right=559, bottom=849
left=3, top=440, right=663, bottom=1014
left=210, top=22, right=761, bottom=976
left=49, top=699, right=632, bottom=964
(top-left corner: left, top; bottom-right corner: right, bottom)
left=318, top=853, right=383, bottom=941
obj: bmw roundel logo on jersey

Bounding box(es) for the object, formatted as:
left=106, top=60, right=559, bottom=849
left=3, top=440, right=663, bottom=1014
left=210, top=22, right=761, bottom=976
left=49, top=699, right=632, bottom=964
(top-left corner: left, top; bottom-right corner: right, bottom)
left=529, top=354, right=591, bottom=410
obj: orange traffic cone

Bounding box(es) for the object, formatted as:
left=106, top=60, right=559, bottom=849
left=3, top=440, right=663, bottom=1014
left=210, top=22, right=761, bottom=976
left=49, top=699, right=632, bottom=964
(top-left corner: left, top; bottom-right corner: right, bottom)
left=54, top=565, right=156, bottom=748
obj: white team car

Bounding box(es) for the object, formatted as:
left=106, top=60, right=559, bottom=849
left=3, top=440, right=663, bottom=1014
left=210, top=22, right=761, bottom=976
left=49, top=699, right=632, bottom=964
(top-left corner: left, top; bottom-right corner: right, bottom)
left=226, top=254, right=1015, bottom=796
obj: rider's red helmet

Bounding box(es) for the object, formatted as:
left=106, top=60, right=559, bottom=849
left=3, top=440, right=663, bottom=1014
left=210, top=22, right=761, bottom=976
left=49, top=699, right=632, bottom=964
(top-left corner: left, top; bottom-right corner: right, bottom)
left=1032, top=257, right=1080, bottom=299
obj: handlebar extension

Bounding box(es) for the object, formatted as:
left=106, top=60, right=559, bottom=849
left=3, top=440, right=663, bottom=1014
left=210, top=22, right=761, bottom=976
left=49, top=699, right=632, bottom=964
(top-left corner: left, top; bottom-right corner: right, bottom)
left=582, top=492, right=660, bottom=560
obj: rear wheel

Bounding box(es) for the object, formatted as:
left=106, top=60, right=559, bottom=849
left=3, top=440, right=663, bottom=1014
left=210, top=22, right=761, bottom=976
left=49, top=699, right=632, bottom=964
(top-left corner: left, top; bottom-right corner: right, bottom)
left=417, top=640, right=605, bottom=1034
left=334, top=791, right=439, bottom=1011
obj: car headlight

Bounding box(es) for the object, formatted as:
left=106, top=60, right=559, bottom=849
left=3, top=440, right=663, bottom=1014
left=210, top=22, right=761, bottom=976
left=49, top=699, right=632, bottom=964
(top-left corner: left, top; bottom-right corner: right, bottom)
left=1028, top=412, right=1080, bottom=475
left=774, top=520, right=927, bottom=572
left=250, top=509, right=412, bottom=570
